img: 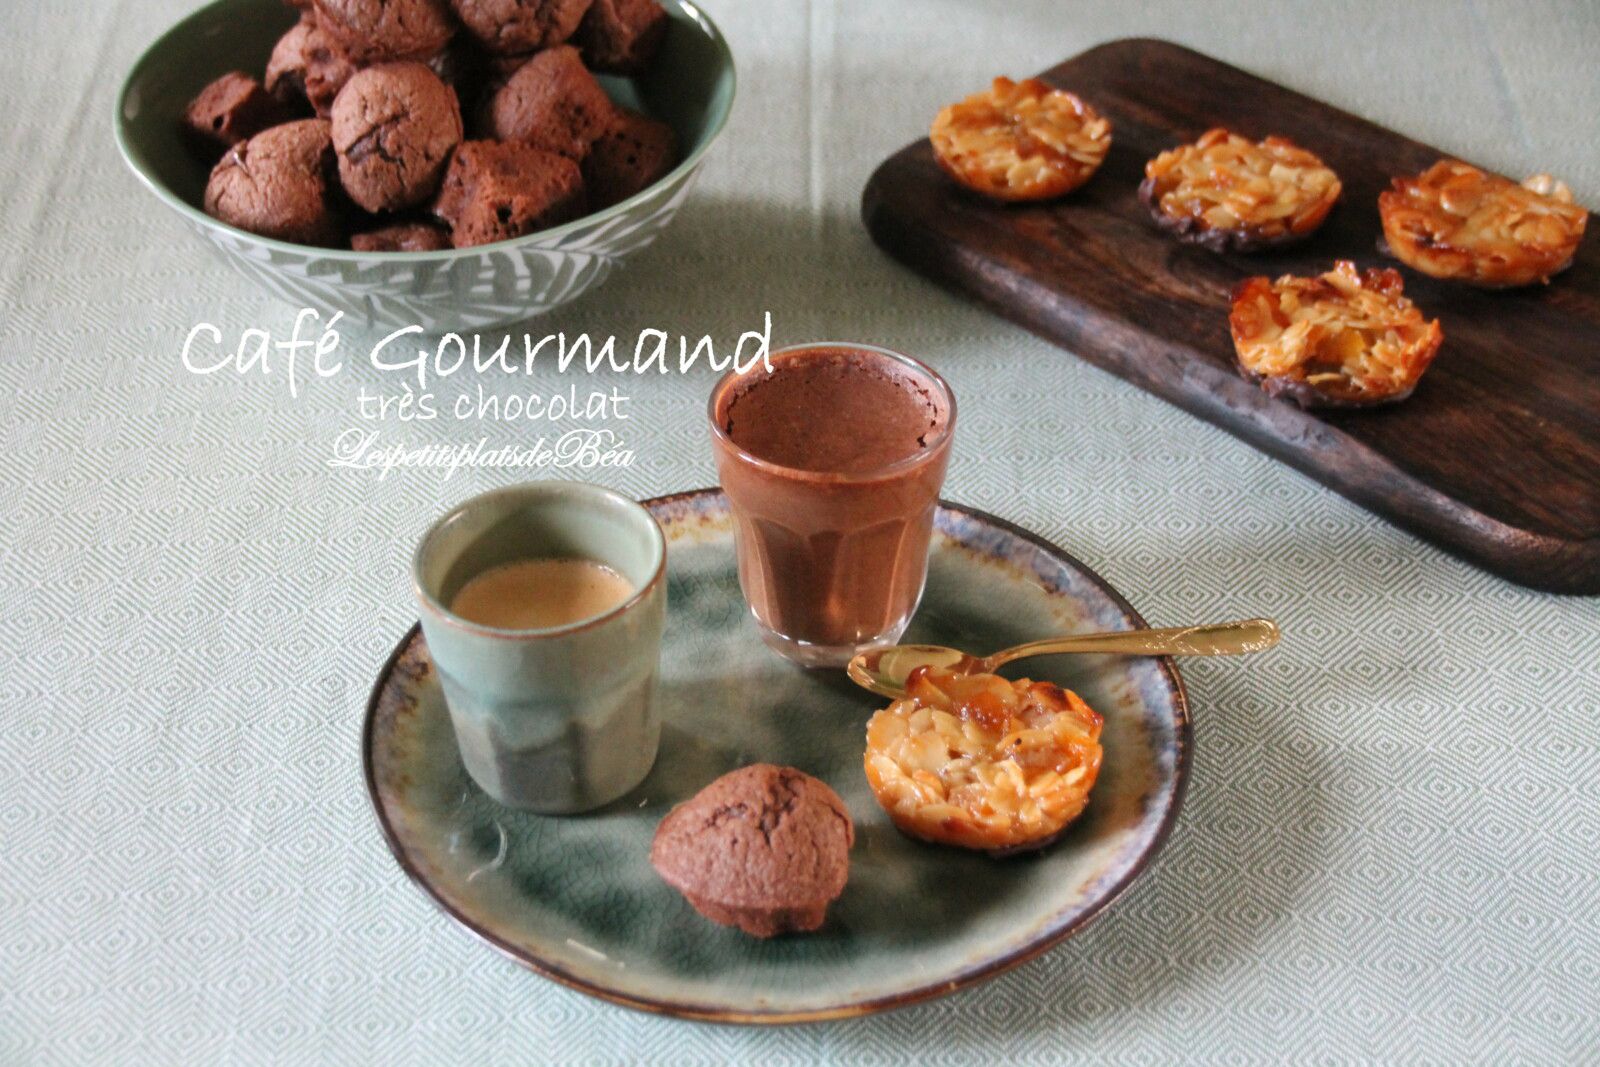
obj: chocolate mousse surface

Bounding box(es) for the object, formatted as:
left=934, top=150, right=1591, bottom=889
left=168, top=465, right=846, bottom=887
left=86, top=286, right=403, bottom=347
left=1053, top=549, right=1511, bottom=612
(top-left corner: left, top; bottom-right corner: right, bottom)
left=722, top=348, right=949, bottom=474
left=650, top=764, right=854, bottom=938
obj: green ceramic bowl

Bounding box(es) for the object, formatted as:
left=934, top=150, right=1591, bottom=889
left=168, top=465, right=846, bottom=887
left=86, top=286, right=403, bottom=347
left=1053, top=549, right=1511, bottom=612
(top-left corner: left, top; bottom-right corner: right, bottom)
left=114, top=0, right=734, bottom=331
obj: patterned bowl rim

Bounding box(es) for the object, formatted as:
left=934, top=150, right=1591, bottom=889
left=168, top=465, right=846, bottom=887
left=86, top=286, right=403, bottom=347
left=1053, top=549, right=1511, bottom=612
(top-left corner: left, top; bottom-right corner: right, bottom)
left=112, top=0, right=736, bottom=263
left=361, top=488, right=1193, bottom=1025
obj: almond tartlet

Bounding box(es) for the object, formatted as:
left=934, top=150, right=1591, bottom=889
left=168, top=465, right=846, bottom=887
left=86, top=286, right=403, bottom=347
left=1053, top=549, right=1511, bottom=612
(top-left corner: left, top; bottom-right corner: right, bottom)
left=1140, top=128, right=1342, bottom=252
left=1378, top=160, right=1588, bottom=287
left=929, top=77, right=1111, bottom=202
left=863, top=666, right=1103, bottom=856
left=1229, top=260, right=1444, bottom=408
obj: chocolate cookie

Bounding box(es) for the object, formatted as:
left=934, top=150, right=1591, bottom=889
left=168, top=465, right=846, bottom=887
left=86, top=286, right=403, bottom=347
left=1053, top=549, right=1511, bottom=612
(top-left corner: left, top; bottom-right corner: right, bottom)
left=265, top=19, right=317, bottom=110
left=312, top=0, right=457, bottom=63
left=576, top=0, right=666, bottom=74
left=351, top=219, right=451, bottom=250
left=183, top=72, right=287, bottom=153
left=448, top=0, right=592, bottom=54
left=432, top=139, right=586, bottom=246
left=331, top=62, right=463, bottom=212
left=203, top=118, right=343, bottom=246
left=582, top=107, right=675, bottom=209
left=649, top=764, right=854, bottom=938
left=267, top=16, right=361, bottom=117
left=485, top=45, right=612, bottom=160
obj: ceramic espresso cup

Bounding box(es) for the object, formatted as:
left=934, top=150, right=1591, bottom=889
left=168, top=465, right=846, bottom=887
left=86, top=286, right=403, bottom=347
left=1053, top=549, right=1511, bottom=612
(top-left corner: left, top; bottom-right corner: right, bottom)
left=412, top=482, right=667, bottom=813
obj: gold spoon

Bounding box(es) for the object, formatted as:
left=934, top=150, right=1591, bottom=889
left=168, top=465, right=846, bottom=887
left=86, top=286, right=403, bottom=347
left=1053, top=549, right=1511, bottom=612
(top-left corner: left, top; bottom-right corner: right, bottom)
left=846, top=618, right=1281, bottom=700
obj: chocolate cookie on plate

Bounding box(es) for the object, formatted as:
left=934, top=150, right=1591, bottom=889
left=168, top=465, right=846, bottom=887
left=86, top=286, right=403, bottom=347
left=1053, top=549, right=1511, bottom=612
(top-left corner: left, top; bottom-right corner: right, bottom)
left=650, top=764, right=854, bottom=938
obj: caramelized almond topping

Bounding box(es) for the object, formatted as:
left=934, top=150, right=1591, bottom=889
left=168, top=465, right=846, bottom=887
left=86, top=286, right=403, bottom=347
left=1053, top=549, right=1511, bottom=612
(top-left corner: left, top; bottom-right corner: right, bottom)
left=929, top=77, right=1111, bottom=202
left=1379, top=160, right=1587, bottom=287
left=1229, top=261, right=1443, bottom=406
left=864, top=667, right=1104, bottom=853
left=1142, top=128, right=1341, bottom=247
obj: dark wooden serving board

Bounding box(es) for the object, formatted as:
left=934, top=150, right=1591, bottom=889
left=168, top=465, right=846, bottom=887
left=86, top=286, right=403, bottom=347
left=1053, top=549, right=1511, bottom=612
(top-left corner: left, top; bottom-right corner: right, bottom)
left=862, top=38, right=1600, bottom=594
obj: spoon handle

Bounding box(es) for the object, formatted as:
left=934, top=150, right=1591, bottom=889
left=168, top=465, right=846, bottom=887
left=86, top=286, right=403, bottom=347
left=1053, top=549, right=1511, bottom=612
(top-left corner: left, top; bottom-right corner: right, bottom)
left=985, top=618, right=1280, bottom=669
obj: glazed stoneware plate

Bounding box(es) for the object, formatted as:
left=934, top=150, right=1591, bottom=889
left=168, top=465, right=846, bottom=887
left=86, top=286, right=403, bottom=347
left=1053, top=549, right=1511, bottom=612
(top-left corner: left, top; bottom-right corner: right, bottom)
left=365, top=489, right=1190, bottom=1022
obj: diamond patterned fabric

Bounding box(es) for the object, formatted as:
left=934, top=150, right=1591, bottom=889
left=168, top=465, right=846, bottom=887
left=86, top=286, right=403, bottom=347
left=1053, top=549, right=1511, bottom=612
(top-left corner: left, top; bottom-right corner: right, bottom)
left=1, top=0, right=1596, bottom=1063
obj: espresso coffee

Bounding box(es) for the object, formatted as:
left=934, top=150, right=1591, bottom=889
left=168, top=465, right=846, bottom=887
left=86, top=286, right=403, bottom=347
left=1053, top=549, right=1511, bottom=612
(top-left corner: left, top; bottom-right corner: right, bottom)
left=450, top=557, right=635, bottom=630
left=710, top=344, right=955, bottom=667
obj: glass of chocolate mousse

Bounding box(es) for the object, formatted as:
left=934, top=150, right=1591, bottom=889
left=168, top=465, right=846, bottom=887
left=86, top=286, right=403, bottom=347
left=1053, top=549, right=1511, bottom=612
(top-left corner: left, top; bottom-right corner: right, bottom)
left=708, top=343, right=956, bottom=668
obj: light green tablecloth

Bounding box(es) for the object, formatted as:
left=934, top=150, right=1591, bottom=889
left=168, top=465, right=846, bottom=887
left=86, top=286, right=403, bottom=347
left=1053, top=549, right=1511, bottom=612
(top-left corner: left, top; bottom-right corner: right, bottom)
left=2, top=1, right=1596, bottom=1063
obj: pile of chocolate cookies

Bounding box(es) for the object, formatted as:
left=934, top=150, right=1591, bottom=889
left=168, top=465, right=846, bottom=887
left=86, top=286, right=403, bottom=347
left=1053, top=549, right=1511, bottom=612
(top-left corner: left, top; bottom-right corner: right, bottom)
left=183, top=0, right=678, bottom=251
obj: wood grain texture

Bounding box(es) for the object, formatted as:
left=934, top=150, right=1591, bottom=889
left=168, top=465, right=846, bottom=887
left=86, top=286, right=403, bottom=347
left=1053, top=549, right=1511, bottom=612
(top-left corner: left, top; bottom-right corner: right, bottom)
left=862, top=38, right=1599, bottom=594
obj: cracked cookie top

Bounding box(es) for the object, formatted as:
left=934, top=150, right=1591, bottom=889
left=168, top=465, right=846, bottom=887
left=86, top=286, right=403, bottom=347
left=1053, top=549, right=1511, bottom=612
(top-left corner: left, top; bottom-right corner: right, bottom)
left=313, top=0, right=457, bottom=63
left=650, top=764, right=854, bottom=914
left=448, top=0, right=593, bottom=54
left=485, top=44, right=615, bottom=160
left=330, top=61, right=463, bottom=213
left=203, top=118, right=342, bottom=246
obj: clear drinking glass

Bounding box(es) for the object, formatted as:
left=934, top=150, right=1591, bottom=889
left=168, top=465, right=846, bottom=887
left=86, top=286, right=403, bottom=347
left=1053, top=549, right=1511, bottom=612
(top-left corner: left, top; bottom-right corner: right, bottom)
left=708, top=342, right=956, bottom=667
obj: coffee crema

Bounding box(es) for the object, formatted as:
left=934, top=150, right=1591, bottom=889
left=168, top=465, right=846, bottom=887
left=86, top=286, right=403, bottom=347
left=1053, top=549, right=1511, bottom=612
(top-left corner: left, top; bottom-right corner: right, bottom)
left=449, top=557, right=635, bottom=630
